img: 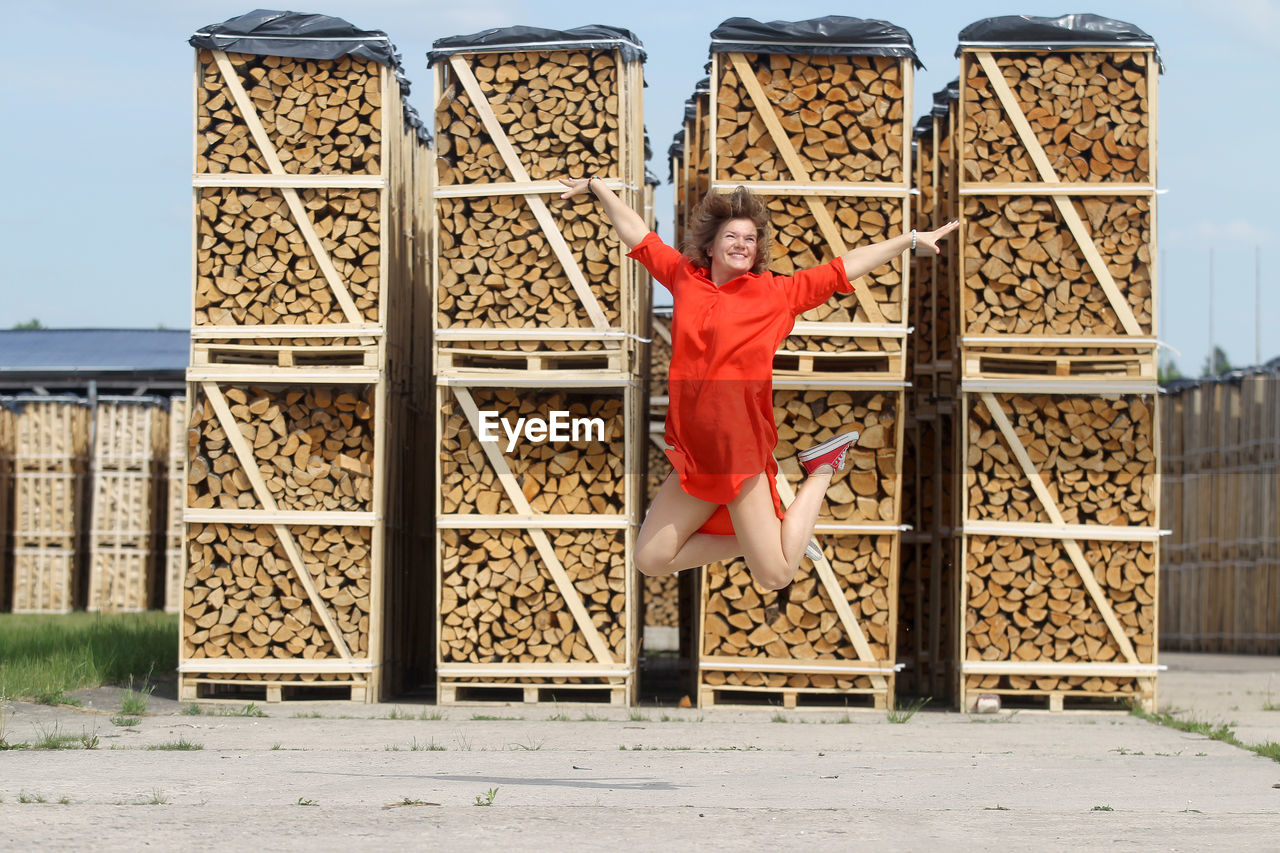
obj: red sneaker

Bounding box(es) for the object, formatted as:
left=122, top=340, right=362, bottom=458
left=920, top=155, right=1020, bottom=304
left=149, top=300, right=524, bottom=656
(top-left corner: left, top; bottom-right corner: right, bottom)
left=797, top=429, right=860, bottom=475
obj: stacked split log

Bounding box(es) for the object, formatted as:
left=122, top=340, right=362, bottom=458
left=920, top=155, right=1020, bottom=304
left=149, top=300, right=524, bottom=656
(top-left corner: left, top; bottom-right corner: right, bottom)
left=1160, top=366, right=1280, bottom=654
left=87, top=399, right=166, bottom=612
left=431, top=27, right=647, bottom=704
left=431, top=28, right=647, bottom=370
left=898, top=84, right=961, bottom=701
left=955, top=16, right=1162, bottom=711
left=8, top=398, right=89, bottom=613
left=183, top=12, right=432, bottom=702
left=688, top=18, right=917, bottom=708
left=709, top=19, right=917, bottom=373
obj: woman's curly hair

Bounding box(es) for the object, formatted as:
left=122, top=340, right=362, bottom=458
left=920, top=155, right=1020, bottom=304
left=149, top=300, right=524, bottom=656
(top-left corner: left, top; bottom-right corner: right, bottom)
left=680, top=186, right=773, bottom=275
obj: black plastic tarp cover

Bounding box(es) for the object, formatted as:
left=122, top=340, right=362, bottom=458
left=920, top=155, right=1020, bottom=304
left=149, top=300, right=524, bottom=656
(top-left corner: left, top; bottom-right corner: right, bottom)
left=932, top=79, right=960, bottom=118
left=189, top=9, right=431, bottom=144
left=429, top=25, right=645, bottom=65
left=957, top=14, right=1162, bottom=70
left=709, top=16, right=922, bottom=68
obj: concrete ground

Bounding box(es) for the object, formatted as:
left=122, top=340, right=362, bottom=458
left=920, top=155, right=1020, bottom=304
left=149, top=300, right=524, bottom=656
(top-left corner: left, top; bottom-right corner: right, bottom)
left=2, top=652, right=1278, bottom=851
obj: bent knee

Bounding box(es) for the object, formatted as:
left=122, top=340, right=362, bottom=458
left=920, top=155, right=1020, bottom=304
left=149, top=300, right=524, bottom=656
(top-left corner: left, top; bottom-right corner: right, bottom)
left=753, top=565, right=794, bottom=591
left=634, top=546, right=671, bottom=578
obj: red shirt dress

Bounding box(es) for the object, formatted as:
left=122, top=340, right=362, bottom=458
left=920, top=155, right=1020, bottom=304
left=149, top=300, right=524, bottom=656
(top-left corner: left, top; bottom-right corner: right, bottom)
left=627, top=232, right=853, bottom=535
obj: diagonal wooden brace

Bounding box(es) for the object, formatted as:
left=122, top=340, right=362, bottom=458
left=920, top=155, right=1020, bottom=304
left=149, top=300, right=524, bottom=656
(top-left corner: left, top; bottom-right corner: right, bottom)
left=451, top=387, right=617, bottom=666
left=974, top=51, right=1143, bottom=338
left=449, top=56, right=611, bottom=331
left=978, top=392, right=1141, bottom=665
left=201, top=382, right=354, bottom=661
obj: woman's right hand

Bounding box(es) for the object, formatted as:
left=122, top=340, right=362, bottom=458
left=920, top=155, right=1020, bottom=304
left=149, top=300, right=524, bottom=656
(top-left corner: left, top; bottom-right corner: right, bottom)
left=558, top=177, right=592, bottom=200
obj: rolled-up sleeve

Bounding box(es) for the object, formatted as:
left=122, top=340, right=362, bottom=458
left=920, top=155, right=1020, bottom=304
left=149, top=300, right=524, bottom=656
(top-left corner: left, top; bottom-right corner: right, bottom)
left=785, top=257, right=854, bottom=316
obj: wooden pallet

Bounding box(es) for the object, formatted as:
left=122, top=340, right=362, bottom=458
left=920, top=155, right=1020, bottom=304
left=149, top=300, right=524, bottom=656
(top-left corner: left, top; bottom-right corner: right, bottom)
left=179, top=675, right=369, bottom=703
left=11, top=546, right=75, bottom=613
left=438, top=680, right=628, bottom=706
left=772, top=348, right=904, bottom=381
left=963, top=346, right=1157, bottom=383
left=699, top=683, right=890, bottom=710
left=964, top=685, right=1154, bottom=713
left=436, top=345, right=628, bottom=376
left=192, top=341, right=379, bottom=369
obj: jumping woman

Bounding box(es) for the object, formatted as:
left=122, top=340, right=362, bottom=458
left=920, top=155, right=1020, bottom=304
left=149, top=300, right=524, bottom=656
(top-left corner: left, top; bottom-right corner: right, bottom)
left=560, top=177, right=957, bottom=592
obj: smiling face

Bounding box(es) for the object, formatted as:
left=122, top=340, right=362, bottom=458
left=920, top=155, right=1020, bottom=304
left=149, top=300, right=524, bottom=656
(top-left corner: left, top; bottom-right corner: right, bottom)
left=705, top=217, right=760, bottom=283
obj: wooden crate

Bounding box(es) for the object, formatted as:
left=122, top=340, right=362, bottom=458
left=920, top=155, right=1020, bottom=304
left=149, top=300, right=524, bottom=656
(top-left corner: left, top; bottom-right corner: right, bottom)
left=0, top=405, right=12, bottom=611
left=707, top=22, right=917, bottom=376
left=434, top=376, right=641, bottom=702
left=699, top=532, right=900, bottom=710
left=959, top=388, right=1160, bottom=710
left=88, top=398, right=166, bottom=612
left=9, top=398, right=89, bottom=613
left=1159, top=368, right=1280, bottom=653
left=192, top=35, right=432, bottom=342
left=957, top=22, right=1160, bottom=362
left=164, top=396, right=188, bottom=613
left=431, top=29, right=647, bottom=369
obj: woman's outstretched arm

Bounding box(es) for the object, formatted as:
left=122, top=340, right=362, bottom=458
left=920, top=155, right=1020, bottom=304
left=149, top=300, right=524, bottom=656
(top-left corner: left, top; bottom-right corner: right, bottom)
left=559, top=177, right=649, bottom=249
left=839, top=220, right=959, bottom=283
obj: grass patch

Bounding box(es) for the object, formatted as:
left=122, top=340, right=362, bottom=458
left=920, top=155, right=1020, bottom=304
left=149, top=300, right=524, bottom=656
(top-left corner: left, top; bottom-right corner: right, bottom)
left=628, top=710, right=650, bottom=722
left=473, top=787, right=499, bottom=807
left=1091, top=805, right=1114, bottom=812
left=770, top=711, right=789, bottom=723
left=471, top=714, right=522, bottom=721
left=0, top=612, right=177, bottom=702
left=1131, top=707, right=1280, bottom=764
left=120, top=676, right=153, bottom=716
left=548, top=713, right=571, bottom=722
left=109, top=715, right=142, bottom=727
left=146, top=737, right=203, bottom=751
left=887, top=697, right=930, bottom=724
left=18, top=792, right=46, bottom=804
left=144, top=790, right=169, bottom=805
left=31, top=724, right=98, bottom=750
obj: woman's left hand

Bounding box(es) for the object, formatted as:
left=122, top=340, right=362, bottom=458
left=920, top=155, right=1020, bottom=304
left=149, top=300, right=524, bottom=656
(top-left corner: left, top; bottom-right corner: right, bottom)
left=916, top=220, right=960, bottom=254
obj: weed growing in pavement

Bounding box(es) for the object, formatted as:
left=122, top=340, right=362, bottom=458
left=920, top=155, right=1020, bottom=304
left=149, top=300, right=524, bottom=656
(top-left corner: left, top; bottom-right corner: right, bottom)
left=146, top=737, right=203, bottom=751
left=411, top=738, right=446, bottom=752
left=120, top=676, right=153, bottom=716
left=984, top=805, right=1010, bottom=811
left=453, top=732, right=473, bottom=751
left=628, top=710, right=650, bottom=722
left=471, top=714, right=521, bottom=721
left=887, top=697, right=930, bottom=724
left=1091, top=805, right=1114, bottom=812
left=182, top=704, right=204, bottom=716
left=386, top=707, right=411, bottom=720
left=579, top=712, right=607, bottom=722
left=419, top=709, right=445, bottom=721
left=1128, top=706, right=1280, bottom=763
left=770, top=712, right=789, bottom=724
left=221, top=703, right=266, bottom=718
left=473, top=787, right=499, bottom=807
left=57, top=796, right=72, bottom=805
left=548, top=713, right=571, bottom=722
left=33, top=690, right=82, bottom=707
left=292, top=710, right=323, bottom=718
left=110, top=716, right=142, bottom=727
left=1263, top=681, right=1280, bottom=712
left=271, top=742, right=282, bottom=750
left=31, top=724, right=97, bottom=750
left=144, top=790, right=169, bottom=805
left=1110, top=747, right=1145, bottom=756
left=18, top=792, right=46, bottom=803
left=511, top=738, right=543, bottom=751
left=297, top=797, right=318, bottom=806
left=392, top=797, right=437, bottom=807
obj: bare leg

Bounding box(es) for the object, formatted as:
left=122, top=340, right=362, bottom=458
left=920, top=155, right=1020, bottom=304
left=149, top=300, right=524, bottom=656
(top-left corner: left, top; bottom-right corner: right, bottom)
left=727, top=468, right=833, bottom=590
left=635, top=474, right=744, bottom=577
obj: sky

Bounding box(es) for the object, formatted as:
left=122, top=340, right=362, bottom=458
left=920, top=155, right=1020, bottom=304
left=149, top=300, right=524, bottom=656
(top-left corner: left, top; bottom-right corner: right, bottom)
left=0, top=0, right=1276, bottom=376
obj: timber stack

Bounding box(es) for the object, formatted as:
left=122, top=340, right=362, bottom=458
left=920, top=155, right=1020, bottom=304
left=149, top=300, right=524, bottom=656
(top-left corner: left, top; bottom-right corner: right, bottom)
left=0, top=405, right=11, bottom=611
left=163, top=396, right=187, bottom=613
left=7, top=397, right=89, bottom=613
left=898, top=82, right=961, bottom=702
left=87, top=398, right=167, bottom=612
left=430, top=26, right=648, bottom=705
left=693, top=17, right=920, bottom=709
left=955, top=15, right=1162, bottom=711
left=183, top=10, right=433, bottom=702
left=1160, top=364, right=1280, bottom=654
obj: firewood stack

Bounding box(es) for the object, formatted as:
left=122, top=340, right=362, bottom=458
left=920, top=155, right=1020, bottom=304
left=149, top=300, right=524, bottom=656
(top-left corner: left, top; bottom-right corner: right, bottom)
left=163, top=396, right=188, bottom=613
left=87, top=398, right=167, bottom=612
left=954, top=15, right=1162, bottom=711
left=183, top=11, right=432, bottom=702
left=430, top=26, right=648, bottom=704
left=1160, top=366, right=1280, bottom=654
left=0, top=405, right=11, bottom=611
left=898, top=83, right=961, bottom=702
left=675, top=17, right=918, bottom=709
left=7, top=398, right=89, bottom=613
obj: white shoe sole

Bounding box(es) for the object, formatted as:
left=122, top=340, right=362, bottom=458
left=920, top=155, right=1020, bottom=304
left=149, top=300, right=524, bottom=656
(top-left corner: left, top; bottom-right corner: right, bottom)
left=797, top=429, right=860, bottom=462
left=804, top=541, right=822, bottom=562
